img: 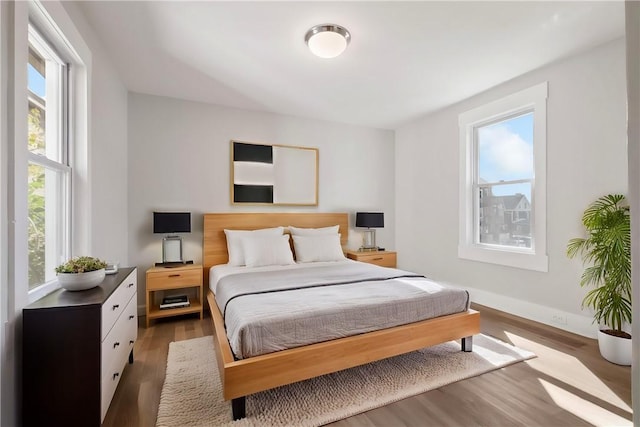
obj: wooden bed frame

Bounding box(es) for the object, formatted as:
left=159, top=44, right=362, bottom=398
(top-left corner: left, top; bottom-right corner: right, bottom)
left=203, top=212, right=480, bottom=420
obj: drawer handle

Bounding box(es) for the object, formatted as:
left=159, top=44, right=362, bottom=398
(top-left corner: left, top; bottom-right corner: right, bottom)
left=168, top=274, right=181, bottom=278
left=112, top=304, right=120, bottom=311
left=129, top=315, right=135, bottom=320
left=113, top=373, right=119, bottom=381
left=128, top=283, right=134, bottom=288
left=129, top=340, right=135, bottom=345
left=113, top=342, right=120, bottom=348
left=373, top=257, right=383, bottom=261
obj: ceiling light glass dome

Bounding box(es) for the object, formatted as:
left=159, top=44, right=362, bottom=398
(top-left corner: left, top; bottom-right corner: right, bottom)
left=305, top=24, right=351, bottom=59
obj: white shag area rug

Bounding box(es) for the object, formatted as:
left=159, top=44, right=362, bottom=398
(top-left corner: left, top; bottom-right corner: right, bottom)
left=156, top=334, right=535, bottom=427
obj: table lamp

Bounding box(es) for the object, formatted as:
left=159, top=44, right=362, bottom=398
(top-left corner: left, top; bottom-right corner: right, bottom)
left=355, top=212, right=384, bottom=250
left=153, top=212, right=191, bottom=265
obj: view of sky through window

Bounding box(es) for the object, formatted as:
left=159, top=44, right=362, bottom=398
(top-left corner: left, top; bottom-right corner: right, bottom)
left=28, top=64, right=46, bottom=98
left=478, top=112, right=533, bottom=201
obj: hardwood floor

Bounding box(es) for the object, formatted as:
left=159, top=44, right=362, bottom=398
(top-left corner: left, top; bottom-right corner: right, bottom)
left=103, top=305, right=632, bottom=427
left=102, top=315, right=213, bottom=427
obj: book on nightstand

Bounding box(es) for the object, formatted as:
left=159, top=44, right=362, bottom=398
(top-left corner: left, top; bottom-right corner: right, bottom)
left=160, top=294, right=190, bottom=309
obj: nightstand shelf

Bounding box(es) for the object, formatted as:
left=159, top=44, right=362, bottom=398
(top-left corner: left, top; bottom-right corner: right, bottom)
left=345, top=250, right=397, bottom=268
left=145, top=264, right=203, bottom=327
left=148, top=297, right=203, bottom=320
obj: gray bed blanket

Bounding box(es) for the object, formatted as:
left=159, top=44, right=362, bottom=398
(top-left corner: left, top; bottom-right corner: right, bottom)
left=216, top=262, right=470, bottom=359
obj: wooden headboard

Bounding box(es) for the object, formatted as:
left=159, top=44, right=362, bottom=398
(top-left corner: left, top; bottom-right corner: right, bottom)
left=203, top=212, right=349, bottom=286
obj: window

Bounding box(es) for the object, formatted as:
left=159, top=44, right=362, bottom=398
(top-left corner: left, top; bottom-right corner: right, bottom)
left=477, top=112, right=533, bottom=248
left=458, top=82, right=548, bottom=272
left=27, top=25, right=70, bottom=291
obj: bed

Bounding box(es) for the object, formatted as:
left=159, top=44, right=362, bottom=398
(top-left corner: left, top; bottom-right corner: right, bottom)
left=203, top=212, right=480, bottom=420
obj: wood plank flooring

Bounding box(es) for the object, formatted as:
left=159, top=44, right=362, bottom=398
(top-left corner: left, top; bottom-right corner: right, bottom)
left=103, top=304, right=632, bottom=426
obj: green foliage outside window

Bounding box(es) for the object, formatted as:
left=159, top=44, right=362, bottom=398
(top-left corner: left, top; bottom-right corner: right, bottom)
left=28, top=107, right=46, bottom=288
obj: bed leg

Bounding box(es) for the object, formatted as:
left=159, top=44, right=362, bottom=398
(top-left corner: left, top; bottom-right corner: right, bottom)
left=232, top=396, right=246, bottom=420
left=461, top=336, right=473, bottom=352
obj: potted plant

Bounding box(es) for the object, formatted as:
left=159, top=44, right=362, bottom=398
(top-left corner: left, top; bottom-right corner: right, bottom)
left=567, top=194, right=632, bottom=365
left=56, top=256, right=108, bottom=291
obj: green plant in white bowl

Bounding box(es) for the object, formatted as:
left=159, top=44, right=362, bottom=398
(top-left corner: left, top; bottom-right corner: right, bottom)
left=56, top=256, right=107, bottom=273
left=56, top=256, right=108, bottom=291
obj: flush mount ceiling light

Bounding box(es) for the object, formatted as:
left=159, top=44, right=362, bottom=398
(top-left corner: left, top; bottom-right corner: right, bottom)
left=305, top=24, right=351, bottom=59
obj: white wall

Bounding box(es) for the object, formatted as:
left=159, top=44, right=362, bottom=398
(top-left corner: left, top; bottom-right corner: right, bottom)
left=0, top=3, right=7, bottom=423
left=62, top=2, right=129, bottom=263
left=128, top=93, right=395, bottom=310
left=625, top=2, right=639, bottom=422
left=0, top=2, right=128, bottom=425
left=396, top=39, right=628, bottom=337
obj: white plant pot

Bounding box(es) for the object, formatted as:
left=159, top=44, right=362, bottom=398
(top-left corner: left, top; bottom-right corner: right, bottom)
left=597, top=329, right=632, bottom=366
left=57, top=268, right=106, bottom=291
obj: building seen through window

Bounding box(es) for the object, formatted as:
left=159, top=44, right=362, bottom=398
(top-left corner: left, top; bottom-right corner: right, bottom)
left=476, top=112, right=533, bottom=249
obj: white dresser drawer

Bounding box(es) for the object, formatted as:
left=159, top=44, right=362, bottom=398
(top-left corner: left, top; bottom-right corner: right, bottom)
left=100, top=290, right=137, bottom=423
left=125, top=295, right=138, bottom=354
left=101, top=354, right=126, bottom=422
left=101, top=292, right=136, bottom=381
left=102, top=270, right=137, bottom=340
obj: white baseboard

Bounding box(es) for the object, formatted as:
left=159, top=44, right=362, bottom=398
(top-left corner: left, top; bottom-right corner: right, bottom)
left=442, top=282, right=597, bottom=339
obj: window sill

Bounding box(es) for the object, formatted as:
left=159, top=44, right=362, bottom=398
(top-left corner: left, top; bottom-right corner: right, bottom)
left=28, top=279, right=61, bottom=304
left=458, top=244, right=548, bottom=272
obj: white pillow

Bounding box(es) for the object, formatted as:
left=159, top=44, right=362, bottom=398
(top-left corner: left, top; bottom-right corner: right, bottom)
left=224, top=227, right=284, bottom=266
left=292, top=234, right=345, bottom=263
left=288, top=225, right=339, bottom=236
left=243, top=234, right=295, bottom=268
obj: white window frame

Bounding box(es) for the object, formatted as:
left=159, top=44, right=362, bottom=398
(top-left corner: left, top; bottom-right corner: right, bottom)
left=24, top=1, right=90, bottom=303
left=458, top=82, right=548, bottom=272
left=27, top=24, right=72, bottom=297
left=0, top=1, right=5, bottom=419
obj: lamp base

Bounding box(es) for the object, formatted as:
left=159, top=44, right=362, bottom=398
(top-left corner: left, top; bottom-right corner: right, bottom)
left=361, top=229, right=377, bottom=250
left=162, top=236, right=183, bottom=263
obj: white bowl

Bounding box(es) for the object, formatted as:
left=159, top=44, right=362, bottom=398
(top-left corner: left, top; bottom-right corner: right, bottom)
left=58, top=268, right=106, bottom=291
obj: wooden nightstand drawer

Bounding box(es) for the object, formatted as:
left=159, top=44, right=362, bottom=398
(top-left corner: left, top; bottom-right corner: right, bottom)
left=145, top=264, right=204, bottom=327
left=147, top=267, right=202, bottom=291
left=345, top=251, right=397, bottom=268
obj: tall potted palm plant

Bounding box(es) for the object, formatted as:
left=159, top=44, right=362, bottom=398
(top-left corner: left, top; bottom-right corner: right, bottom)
left=567, top=194, right=632, bottom=365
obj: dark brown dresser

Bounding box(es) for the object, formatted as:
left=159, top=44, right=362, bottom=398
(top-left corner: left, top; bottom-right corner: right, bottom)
left=22, top=267, right=137, bottom=426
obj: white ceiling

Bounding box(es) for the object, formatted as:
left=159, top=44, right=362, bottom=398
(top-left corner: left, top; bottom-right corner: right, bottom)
left=76, top=1, right=625, bottom=130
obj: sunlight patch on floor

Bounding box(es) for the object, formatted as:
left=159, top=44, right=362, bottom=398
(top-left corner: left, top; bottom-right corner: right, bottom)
left=539, top=379, right=632, bottom=426
left=504, top=331, right=632, bottom=414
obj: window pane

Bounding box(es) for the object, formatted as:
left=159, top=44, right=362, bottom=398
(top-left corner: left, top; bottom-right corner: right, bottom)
left=477, top=112, right=533, bottom=183
left=28, top=26, right=70, bottom=292
left=28, top=41, right=63, bottom=162
left=478, top=182, right=532, bottom=248
left=28, top=163, right=66, bottom=289
left=28, top=103, right=46, bottom=156
left=28, top=163, right=46, bottom=288
left=28, top=60, right=46, bottom=98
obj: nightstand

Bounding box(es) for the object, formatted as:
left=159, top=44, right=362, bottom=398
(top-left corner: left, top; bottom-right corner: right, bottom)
left=345, top=250, right=397, bottom=268
left=145, top=264, right=203, bottom=327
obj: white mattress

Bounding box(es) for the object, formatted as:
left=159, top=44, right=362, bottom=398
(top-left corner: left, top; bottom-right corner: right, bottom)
left=210, top=261, right=470, bottom=359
